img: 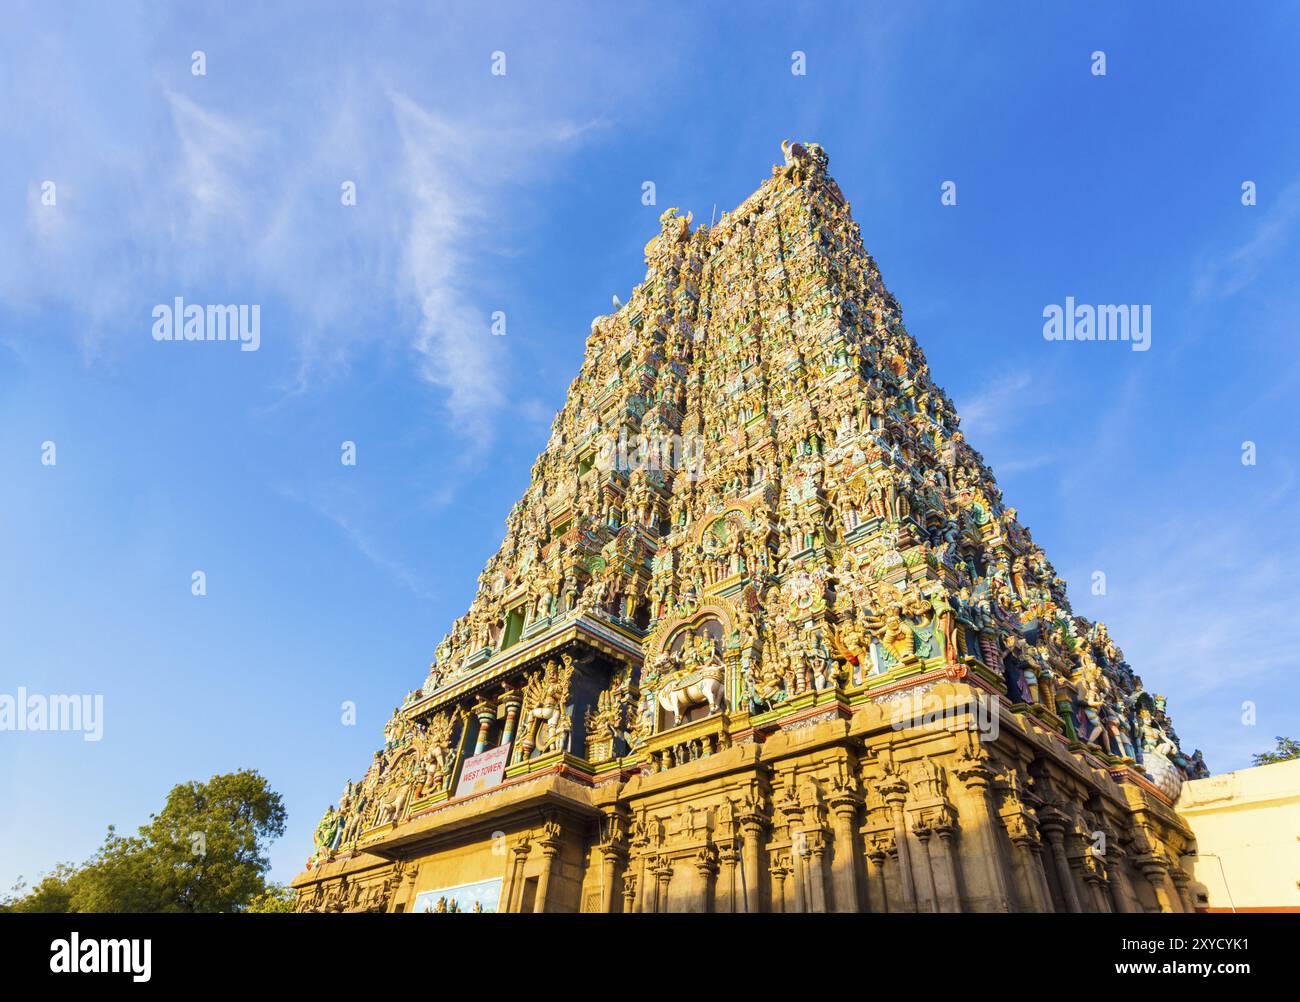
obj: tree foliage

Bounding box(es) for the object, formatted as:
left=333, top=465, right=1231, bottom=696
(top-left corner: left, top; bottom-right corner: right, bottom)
left=2, top=769, right=287, bottom=913
left=1251, top=736, right=1300, bottom=767
left=2, top=863, right=79, bottom=914
left=245, top=883, right=297, bottom=913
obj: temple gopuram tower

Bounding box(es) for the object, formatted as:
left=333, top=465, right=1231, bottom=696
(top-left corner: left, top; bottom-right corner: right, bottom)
left=293, top=142, right=1207, bottom=915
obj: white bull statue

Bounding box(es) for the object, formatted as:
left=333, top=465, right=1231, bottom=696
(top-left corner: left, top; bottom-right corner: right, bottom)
left=374, top=782, right=409, bottom=826
left=657, top=663, right=726, bottom=720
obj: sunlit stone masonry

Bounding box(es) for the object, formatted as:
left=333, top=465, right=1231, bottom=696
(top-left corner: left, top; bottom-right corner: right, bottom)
left=293, top=142, right=1208, bottom=914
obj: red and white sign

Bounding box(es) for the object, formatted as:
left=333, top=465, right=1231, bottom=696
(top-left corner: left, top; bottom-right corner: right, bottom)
left=454, top=743, right=512, bottom=799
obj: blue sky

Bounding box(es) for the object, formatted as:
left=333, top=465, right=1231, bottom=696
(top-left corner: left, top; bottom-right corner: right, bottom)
left=3, top=1, right=1298, bottom=891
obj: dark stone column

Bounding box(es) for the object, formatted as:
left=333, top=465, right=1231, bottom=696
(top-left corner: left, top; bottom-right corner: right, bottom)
left=1038, top=811, right=1082, bottom=913
left=910, top=821, right=940, bottom=913
left=866, top=842, right=890, bottom=913
left=739, top=813, right=768, bottom=913
left=694, top=847, right=719, bottom=913
left=934, top=819, right=964, bottom=912
left=881, top=779, right=918, bottom=912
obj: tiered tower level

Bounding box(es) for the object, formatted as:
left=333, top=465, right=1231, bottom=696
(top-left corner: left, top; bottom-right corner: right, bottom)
left=295, top=143, right=1207, bottom=914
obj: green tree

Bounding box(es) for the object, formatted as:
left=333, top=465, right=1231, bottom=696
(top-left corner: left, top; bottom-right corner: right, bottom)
left=65, top=825, right=163, bottom=913
left=2, top=863, right=78, bottom=913
left=245, top=883, right=297, bottom=913
left=1252, top=736, right=1300, bottom=767
left=3, top=769, right=287, bottom=913
left=130, top=769, right=288, bottom=912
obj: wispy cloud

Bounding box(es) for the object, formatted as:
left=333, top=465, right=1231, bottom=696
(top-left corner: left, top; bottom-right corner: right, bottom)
left=952, top=369, right=1060, bottom=479
left=390, top=93, right=528, bottom=456
left=3, top=61, right=599, bottom=459
left=954, top=371, right=1035, bottom=440
left=164, top=90, right=262, bottom=238
left=359, top=89, right=602, bottom=456
left=277, top=484, right=435, bottom=602
left=1053, top=364, right=1300, bottom=770
left=1070, top=508, right=1299, bottom=768
left=1193, top=177, right=1300, bottom=301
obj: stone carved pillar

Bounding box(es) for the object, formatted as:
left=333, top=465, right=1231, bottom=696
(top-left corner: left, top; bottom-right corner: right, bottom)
left=952, top=753, right=1012, bottom=912
left=881, top=778, right=918, bottom=912
left=695, top=846, right=719, bottom=913
left=534, top=820, right=562, bottom=913
left=806, top=831, right=829, bottom=913
left=638, top=864, right=651, bottom=913
left=1037, top=810, right=1082, bottom=913
left=1079, top=834, right=1113, bottom=914
left=653, top=858, right=674, bottom=913
left=910, top=821, right=941, bottom=913
left=1077, top=858, right=1110, bottom=913
left=1157, top=860, right=1183, bottom=913
left=777, top=787, right=806, bottom=913
left=769, top=857, right=790, bottom=913
left=393, top=861, right=419, bottom=913
left=866, top=840, right=890, bottom=913
left=1025, top=838, right=1056, bottom=912
left=599, top=844, right=628, bottom=914
left=1002, top=813, right=1051, bottom=912
left=597, top=809, right=629, bottom=914
left=621, top=870, right=638, bottom=914
left=718, top=843, right=740, bottom=913
left=828, top=790, right=863, bottom=912
left=1169, top=866, right=1198, bottom=913
left=790, top=837, right=809, bottom=913
left=471, top=697, right=497, bottom=756
left=1067, top=828, right=1110, bottom=913
left=1136, top=854, right=1180, bottom=913
left=1103, top=842, right=1138, bottom=914
left=502, top=837, right=531, bottom=913
left=1132, top=858, right=1165, bottom=912
left=643, top=856, right=661, bottom=914
left=999, top=792, right=1053, bottom=913
left=934, top=817, right=963, bottom=912
left=1091, top=874, right=1113, bottom=913
left=886, top=846, right=906, bottom=909
left=631, top=841, right=651, bottom=914
left=739, top=816, right=767, bottom=913
left=499, top=686, right=522, bottom=746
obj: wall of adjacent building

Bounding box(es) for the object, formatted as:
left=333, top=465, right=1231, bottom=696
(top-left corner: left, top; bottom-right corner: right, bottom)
left=1176, top=758, right=1300, bottom=912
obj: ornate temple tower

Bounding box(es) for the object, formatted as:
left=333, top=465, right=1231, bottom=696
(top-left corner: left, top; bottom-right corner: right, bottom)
left=293, top=142, right=1207, bottom=915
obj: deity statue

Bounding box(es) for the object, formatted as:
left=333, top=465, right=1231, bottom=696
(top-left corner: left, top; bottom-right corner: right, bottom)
left=312, top=805, right=340, bottom=863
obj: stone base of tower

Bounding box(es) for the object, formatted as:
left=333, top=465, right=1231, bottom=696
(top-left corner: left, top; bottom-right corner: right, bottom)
left=292, top=678, right=1195, bottom=914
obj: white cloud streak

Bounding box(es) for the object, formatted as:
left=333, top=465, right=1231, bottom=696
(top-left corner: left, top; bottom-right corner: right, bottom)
left=1193, top=178, right=1300, bottom=301
left=3, top=68, right=597, bottom=457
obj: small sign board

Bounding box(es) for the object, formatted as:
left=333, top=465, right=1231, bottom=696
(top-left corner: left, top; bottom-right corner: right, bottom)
left=454, top=743, right=512, bottom=799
